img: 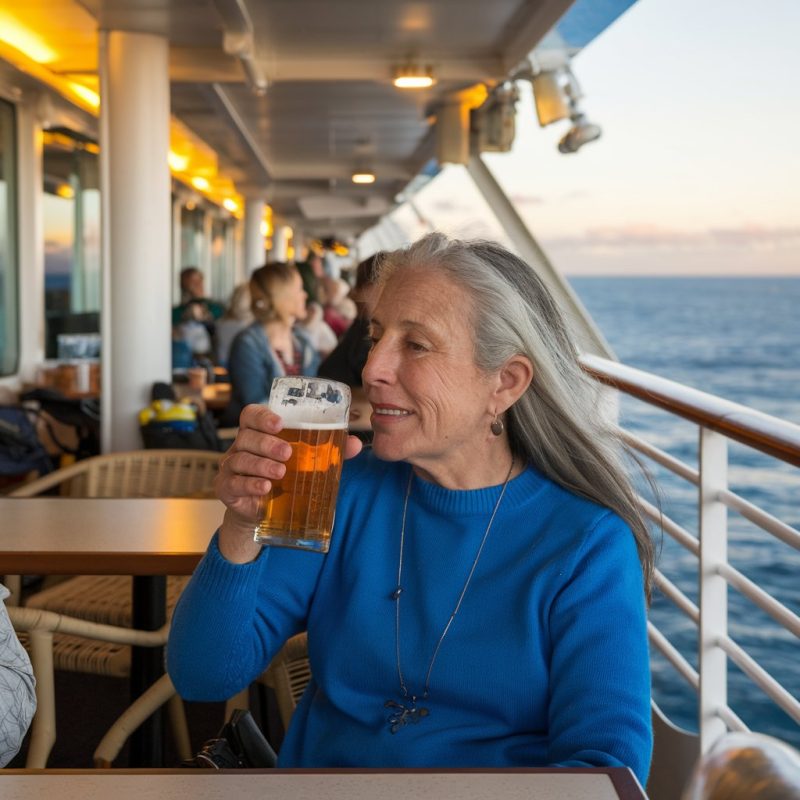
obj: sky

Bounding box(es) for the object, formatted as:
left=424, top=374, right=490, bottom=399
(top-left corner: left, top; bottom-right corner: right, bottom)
left=399, top=0, right=800, bottom=275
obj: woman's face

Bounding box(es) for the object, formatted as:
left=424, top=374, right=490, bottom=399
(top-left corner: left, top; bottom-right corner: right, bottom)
left=272, top=271, right=308, bottom=323
left=363, top=267, right=498, bottom=481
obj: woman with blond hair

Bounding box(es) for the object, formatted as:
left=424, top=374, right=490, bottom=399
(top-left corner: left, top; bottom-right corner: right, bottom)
left=224, top=263, right=319, bottom=425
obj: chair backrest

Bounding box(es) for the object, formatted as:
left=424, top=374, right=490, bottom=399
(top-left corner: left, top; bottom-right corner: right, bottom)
left=262, top=633, right=311, bottom=730
left=9, top=449, right=221, bottom=498
left=647, top=701, right=700, bottom=800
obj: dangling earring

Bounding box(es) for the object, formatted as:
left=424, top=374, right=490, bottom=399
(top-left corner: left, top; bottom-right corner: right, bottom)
left=490, top=415, right=504, bottom=437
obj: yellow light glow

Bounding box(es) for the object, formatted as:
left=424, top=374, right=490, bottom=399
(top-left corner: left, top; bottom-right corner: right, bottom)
left=68, top=81, right=99, bottom=109
left=84, top=142, right=100, bottom=155
left=168, top=151, right=190, bottom=171
left=352, top=171, right=376, bottom=184
left=191, top=176, right=211, bottom=191
left=393, top=64, right=435, bottom=89
left=55, top=183, right=75, bottom=199
left=185, top=200, right=196, bottom=210
left=260, top=220, right=269, bottom=237
left=286, top=245, right=295, bottom=261
left=222, top=198, right=238, bottom=212
left=393, top=75, right=435, bottom=89
left=0, top=12, right=59, bottom=64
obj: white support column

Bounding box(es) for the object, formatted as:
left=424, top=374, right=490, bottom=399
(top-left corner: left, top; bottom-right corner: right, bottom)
left=466, top=154, right=614, bottom=359
left=243, top=196, right=265, bottom=277
left=698, top=427, right=729, bottom=753
left=99, top=30, right=172, bottom=452
left=15, top=99, right=45, bottom=381
left=271, top=223, right=288, bottom=263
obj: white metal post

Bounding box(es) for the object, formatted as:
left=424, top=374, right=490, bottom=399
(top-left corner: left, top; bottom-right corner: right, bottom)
left=698, top=426, right=729, bottom=752
left=466, top=154, right=614, bottom=359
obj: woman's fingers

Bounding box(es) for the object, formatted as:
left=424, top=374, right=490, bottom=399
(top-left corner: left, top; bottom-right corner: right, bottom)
left=344, top=434, right=363, bottom=460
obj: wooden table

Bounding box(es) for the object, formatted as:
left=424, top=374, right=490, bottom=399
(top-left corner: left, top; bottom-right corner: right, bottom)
left=0, top=496, right=223, bottom=766
left=0, top=768, right=649, bottom=799
left=0, top=497, right=221, bottom=575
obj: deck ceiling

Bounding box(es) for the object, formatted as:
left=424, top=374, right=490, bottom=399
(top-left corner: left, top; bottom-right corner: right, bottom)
left=3, top=0, right=578, bottom=236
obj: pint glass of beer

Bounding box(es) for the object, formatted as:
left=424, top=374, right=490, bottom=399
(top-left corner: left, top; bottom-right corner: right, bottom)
left=255, top=376, right=351, bottom=552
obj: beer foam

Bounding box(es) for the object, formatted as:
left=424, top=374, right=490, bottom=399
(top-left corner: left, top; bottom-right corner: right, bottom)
left=278, top=419, right=347, bottom=430
left=268, top=377, right=350, bottom=426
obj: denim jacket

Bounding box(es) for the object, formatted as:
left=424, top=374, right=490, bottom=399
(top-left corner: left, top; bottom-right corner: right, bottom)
left=225, top=322, right=320, bottom=425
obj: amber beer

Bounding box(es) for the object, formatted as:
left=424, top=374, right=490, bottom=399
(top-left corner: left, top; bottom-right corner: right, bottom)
left=255, top=422, right=348, bottom=552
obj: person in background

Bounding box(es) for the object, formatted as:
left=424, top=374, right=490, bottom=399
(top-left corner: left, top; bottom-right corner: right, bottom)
left=215, top=283, right=254, bottom=368
left=223, top=263, right=319, bottom=426
left=319, top=277, right=357, bottom=338
left=172, top=267, right=224, bottom=364
left=296, top=249, right=325, bottom=305
left=172, top=267, right=225, bottom=329
left=298, top=301, right=338, bottom=359
left=318, top=253, right=382, bottom=432
left=168, top=233, right=654, bottom=784
left=318, top=253, right=382, bottom=386
left=1, top=582, right=37, bottom=767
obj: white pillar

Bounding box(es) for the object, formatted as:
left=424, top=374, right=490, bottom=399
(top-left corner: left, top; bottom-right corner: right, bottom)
left=99, top=30, right=172, bottom=452
left=271, top=224, right=288, bottom=263
left=243, top=196, right=265, bottom=277
left=14, top=99, right=45, bottom=381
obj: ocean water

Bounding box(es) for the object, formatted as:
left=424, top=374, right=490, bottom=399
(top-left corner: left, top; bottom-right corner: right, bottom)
left=569, top=276, right=800, bottom=747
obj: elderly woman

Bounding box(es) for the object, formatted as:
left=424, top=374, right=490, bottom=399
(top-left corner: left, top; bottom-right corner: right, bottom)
left=224, top=263, right=319, bottom=425
left=168, top=234, right=654, bottom=783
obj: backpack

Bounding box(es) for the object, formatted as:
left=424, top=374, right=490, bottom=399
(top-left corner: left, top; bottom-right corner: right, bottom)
left=0, top=405, right=53, bottom=476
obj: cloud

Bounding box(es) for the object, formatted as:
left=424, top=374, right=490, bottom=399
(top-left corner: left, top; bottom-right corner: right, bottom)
left=542, top=223, right=800, bottom=251
left=508, top=192, right=543, bottom=206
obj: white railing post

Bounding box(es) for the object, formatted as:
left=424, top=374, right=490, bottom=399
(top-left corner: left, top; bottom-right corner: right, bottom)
left=698, top=426, right=729, bottom=752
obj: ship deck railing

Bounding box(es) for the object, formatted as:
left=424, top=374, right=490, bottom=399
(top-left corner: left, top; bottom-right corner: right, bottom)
left=581, top=355, right=800, bottom=755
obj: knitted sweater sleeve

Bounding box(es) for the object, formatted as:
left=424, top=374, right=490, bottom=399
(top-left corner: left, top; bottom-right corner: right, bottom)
left=545, top=511, right=653, bottom=786
left=167, top=534, right=324, bottom=701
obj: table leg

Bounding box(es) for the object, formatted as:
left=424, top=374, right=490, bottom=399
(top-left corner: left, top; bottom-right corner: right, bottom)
left=130, top=575, right=166, bottom=766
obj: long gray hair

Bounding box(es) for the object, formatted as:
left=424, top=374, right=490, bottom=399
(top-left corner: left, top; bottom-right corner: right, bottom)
left=377, top=233, right=655, bottom=599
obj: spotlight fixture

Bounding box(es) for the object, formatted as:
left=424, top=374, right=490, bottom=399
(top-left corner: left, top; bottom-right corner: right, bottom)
left=557, top=114, right=602, bottom=154
left=393, top=63, right=435, bottom=89
left=522, top=60, right=602, bottom=154
left=529, top=65, right=582, bottom=127
left=351, top=169, right=376, bottom=184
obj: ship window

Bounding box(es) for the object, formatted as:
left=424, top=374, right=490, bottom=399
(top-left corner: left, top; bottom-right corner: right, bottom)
left=42, top=129, right=101, bottom=359
left=0, top=98, right=19, bottom=376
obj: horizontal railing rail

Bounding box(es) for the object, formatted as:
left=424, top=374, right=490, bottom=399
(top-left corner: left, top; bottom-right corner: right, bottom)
left=580, top=354, right=800, bottom=753
left=581, top=355, right=800, bottom=467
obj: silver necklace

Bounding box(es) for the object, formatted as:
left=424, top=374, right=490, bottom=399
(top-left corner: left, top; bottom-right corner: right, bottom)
left=384, top=457, right=515, bottom=733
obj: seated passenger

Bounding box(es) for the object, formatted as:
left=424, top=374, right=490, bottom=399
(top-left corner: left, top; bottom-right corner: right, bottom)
left=224, top=263, right=319, bottom=425
left=298, top=302, right=338, bottom=359
left=172, top=267, right=224, bottom=330
left=168, top=234, right=655, bottom=784
left=215, top=283, right=254, bottom=368
left=318, top=252, right=382, bottom=386
left=1, top=582, right=37, bottom=767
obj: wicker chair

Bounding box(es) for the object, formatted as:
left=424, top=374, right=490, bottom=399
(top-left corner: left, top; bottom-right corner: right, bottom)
left=6, top=449, right=221, bottom=624
left=93, top=632, right=311, bottom=767
left=5, top=449, right=222, bottom=766
left=9, top=605, right=191, bottom=768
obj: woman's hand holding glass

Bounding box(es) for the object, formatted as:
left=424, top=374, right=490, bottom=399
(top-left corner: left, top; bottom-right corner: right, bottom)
left=216, top=403, right=363, bottom=562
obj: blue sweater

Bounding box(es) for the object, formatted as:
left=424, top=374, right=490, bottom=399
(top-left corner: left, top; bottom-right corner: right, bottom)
left=168, top=450, right=652, bottom=783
